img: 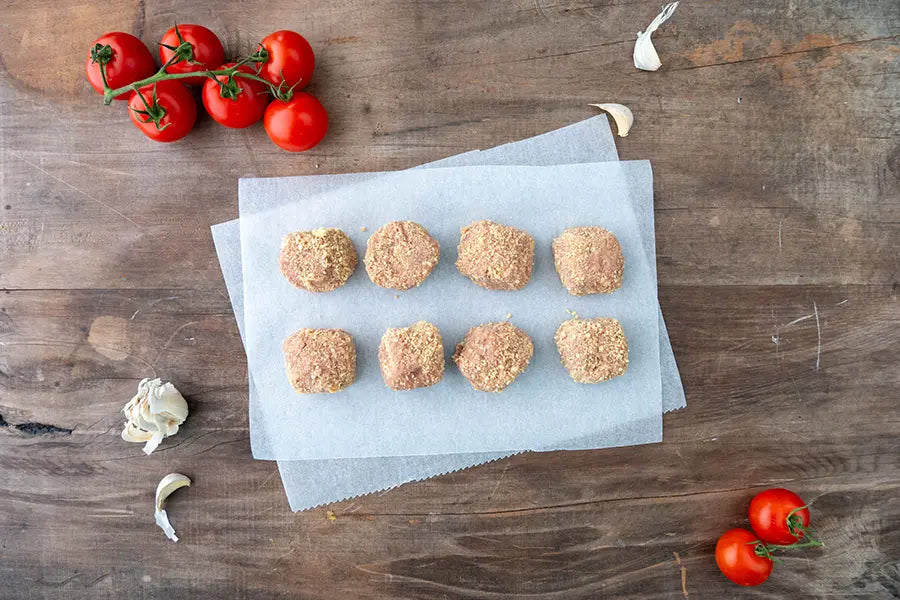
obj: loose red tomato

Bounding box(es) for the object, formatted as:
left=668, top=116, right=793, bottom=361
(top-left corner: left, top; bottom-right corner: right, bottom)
left=263, top=93, right=328, bottom=152
left=128, top=80, right=196, bottom=142
left=258, top=30, right=315, bottom=90
left=715, top=528, right=773, bottom=586
left=202, top=63, right=270, bottom=128
left=749, top=488, right=811, bottom=545
left=86, top=32, right=156, bottom=100
left=159, top=24, right=225, bottom=86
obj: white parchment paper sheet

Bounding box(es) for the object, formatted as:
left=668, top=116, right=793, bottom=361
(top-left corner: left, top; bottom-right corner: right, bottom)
left=210, top=117, right=684, bottom=509
left=239, top=162, right=662, bottom=460
left=214, top=162, right=664, bottom=508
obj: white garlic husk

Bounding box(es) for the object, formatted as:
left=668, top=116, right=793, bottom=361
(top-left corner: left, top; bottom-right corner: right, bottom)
left=155, top=473, right=191, bottom=542
left=120, top=378, right=188, bottom=455
left=633, top=2, right=679, bottom=71
left=588, top=103, right=634, bottom=137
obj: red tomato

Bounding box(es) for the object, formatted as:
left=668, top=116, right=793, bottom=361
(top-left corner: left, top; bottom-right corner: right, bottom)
left=202, top=63, right=271, bottom=128
left=749, top=488, right=811, bottom=545
left=159, top=24, right=225, bottom=86
left=86, top=32, right=156, bottom=100
left=258, top=30, right=315, bottom=89
left=263, top=93, right=328, bottom=152
left=128, top=80, right=196, bottom=142
left=715, top=529, right=773, bottom=586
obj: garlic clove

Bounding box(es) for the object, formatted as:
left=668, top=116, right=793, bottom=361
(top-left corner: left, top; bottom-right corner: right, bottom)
left=134, top=401, right=160, bottom=432
left=633, top=2, right=679, bottom=72
left=122, top=421, right=153, bottom=443
left=154, top=472, right=191, bottom=542
left=588, top=103, right=634, bottom=137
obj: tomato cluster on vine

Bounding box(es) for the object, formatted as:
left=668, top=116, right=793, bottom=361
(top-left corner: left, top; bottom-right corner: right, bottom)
left=85, top=26, right=328, bottom=152
left=715, top=488, right=823, bottom=587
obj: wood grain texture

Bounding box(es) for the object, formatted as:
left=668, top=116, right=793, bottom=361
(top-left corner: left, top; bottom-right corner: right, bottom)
left=1, top=0, right=899, bottom=598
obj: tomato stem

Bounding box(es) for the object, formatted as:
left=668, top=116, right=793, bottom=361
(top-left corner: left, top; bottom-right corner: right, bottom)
left=90, top=44, right=114, bottom=91
left=785, top=505, right=823, bottom=546
left=748, top=536, right=824, bottom=563
left=761, top=539, right=825, bottom=551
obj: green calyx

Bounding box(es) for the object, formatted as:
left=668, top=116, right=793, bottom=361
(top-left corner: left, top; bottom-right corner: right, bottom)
left=213, top=72, right=244, bottom=100
left=90, top=43, right=113, bottom=65
left=788, top=514, right=805, bottom=536
left=752, top=542, right=785, bottom=564
left=269, top=72, right=304, bottom=102
left=159, top=24, right=197, bottom=67
left=244, top=45, right=269, bottom=66
left=129, top=84, right=171, bottom=131
left=91, top=44, right=114, bottom=92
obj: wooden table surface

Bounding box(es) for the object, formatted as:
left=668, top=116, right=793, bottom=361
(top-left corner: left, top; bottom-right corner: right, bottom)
left=1, top=1, right=898, bottom=598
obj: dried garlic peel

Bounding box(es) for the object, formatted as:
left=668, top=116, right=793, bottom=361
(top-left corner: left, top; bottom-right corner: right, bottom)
left=148, top=383, right=189, bottom=421
left=588, top=104, right=634, bottom=137
left=155, top=473, right=191, bottom=542
left=120, top=378, right=188, bottom=455
left=633, top=2, right=679, bottom=72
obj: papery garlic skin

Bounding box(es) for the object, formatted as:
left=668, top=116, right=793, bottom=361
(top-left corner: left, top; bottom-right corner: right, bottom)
left=120, top=378, right=188, bottom=455
left=588, top=103, right=634, bottom=137
left=633, top=2, right=679, bottom=71
left=155, top=473, right=191, bottom=542
left=147, top=380, right=189, bottom=422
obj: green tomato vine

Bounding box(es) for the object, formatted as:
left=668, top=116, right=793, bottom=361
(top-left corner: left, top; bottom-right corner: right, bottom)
left=89, top=25, right=302, bottom=129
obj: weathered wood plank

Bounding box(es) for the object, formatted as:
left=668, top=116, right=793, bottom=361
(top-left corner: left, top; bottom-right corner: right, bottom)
left=1, top=284, right=897, bottom=432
